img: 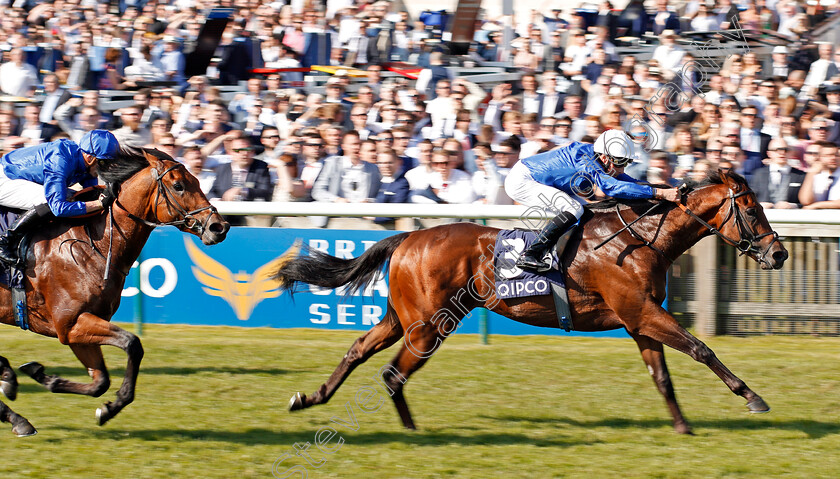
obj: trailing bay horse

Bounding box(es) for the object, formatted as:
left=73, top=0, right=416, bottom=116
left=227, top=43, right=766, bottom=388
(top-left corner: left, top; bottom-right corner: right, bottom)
left=0, top=147, right=228, bottom=436
left=276, top=170, right=787, bottom=434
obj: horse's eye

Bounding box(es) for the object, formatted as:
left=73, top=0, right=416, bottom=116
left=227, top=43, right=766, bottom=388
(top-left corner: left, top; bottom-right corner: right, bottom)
left=173, top=182, right=185, bottom=192
left=746, top=208, right=756, bottom=217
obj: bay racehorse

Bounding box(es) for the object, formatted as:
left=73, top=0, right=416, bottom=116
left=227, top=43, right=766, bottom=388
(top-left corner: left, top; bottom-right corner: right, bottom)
left=0, top=147, right=228, bottom=436
left=276, top=170, right=787, bottom=434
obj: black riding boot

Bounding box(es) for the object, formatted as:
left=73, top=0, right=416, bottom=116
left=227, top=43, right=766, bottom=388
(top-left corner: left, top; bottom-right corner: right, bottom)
left=515, top=211, right=578, bottom=272
left=0, top=204, right=52, bottom=266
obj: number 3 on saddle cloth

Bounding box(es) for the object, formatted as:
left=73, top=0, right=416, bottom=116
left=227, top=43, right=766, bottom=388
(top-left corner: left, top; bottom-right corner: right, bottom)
left=493, top=228, right=577, bottom=332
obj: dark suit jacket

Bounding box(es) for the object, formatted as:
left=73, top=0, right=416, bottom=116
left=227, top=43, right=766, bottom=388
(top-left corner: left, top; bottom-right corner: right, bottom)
left=650, top=11, right=681, bottom=35
left=209, top=159, right=274, bottom=225
left=374, top=173, right=410, bottom=224
left=750, top=166, right=806, bottom=205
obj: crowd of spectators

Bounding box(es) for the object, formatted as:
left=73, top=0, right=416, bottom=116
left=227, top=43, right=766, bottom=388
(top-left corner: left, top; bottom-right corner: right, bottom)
left=0, top=0, right=838, bottom=229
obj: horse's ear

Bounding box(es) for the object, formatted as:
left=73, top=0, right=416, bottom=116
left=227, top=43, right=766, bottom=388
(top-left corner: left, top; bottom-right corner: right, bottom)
left=142, top=149, right=166, bottom=170
left=718, top=168, right=738, bottom=189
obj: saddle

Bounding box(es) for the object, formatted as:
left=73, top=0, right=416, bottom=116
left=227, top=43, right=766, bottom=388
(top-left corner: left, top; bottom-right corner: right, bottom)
left=0, top=187, right=105, bottom=331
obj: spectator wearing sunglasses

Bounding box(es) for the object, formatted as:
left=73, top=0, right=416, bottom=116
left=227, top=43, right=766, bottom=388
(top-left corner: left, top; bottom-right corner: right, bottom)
left=208, top=136, right=274, bottom=226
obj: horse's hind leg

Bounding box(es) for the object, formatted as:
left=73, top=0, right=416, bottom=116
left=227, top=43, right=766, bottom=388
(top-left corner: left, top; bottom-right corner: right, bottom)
left=634, top=302, right=768, bottom=413
left=290, top=306, right=403, bottom=411
left=0, top=399, right=36, bottom=437
left=0, top=356, right=18, bottom=401
left=19, top=345, right=110, bottom=397
left=380, top=323, right=447, bottom=430
left=631, top=334, right=692, bottom=434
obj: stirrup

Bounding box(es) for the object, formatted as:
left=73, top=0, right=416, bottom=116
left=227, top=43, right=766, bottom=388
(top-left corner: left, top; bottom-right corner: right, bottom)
left=516, top=255, right=551, bottom=273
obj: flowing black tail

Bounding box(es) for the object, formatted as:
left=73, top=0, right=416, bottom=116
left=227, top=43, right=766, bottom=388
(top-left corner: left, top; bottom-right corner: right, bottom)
left=274, top=232, right=411, bottom=296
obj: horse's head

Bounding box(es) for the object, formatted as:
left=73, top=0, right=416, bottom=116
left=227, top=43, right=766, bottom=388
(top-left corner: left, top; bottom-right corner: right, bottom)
left=104, top=147, right=229, bottom=245
left=681, top=169, right=787, bottom=270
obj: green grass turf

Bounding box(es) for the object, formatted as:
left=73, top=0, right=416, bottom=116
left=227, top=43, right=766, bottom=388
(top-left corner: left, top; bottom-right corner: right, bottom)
left=0, top=324, right=837, bottom=478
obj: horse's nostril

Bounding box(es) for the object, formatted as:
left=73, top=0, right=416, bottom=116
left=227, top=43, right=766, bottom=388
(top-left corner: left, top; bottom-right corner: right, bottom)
left=209, top=222, right=228, bottom=235
left=772, top=250, right=787, bottom=263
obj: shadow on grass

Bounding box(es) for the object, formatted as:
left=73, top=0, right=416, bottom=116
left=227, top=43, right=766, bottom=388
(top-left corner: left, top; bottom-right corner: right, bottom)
left=15, top=366, right=291, bottom=377
left=51, top=427, right=588, bottom=448
left=480, top=415, right=840, bottom=438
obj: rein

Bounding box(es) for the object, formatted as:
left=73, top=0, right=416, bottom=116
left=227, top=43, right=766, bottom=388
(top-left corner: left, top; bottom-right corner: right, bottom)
left=594, top=202, right=670, bottom=260
left=114, top=163, right=217, bottom=236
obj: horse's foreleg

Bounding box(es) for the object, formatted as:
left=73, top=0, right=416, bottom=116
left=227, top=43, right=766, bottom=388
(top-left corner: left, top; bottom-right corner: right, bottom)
left=0, top=356, right=17, bottom=401
left=634, top=303, right=769, bottom=413
left=62, top=313, right=144, bottom=426
left=631, top=333, right=692, bottom=434
left=0, top=399, right=36, bottom=437
left=290, top=309, right=403, bottom=412
left=19, top=345, right=110, bottom=397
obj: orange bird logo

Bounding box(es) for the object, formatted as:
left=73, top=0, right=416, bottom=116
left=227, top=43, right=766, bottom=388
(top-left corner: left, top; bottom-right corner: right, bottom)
left=184, top=238, right=301, bottom=321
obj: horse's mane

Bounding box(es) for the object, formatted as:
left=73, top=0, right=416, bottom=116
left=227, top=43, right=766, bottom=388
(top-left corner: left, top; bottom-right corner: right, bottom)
left=585, top=170, right=749, bottom=212
left=97, top=147, right=169, bottom=185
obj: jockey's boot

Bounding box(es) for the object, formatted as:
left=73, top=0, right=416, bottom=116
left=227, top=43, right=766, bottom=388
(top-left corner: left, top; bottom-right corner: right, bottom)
left=515, top=211, right=578, bottom=273
left=0, top=205, right=52, bottom=267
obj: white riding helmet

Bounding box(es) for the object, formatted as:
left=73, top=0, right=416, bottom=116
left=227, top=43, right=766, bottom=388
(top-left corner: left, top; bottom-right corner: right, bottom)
left=594, top=130, right=635, bottom=167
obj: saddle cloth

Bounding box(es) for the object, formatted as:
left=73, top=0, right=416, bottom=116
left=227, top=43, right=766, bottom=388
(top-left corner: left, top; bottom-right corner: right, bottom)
left=493, top=229, right=565, bottom=300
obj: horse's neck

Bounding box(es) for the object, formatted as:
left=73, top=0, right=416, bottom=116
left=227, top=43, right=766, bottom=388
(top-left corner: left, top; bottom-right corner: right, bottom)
left=79, top=206, right=155, bottom=279
left=588, top=201, right=716, bottom=263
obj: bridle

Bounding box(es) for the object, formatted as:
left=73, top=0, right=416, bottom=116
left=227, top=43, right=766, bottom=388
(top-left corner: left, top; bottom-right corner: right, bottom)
left=114, top=163, right=217, bottom=236
left=675, top=183, right=781, bottom=268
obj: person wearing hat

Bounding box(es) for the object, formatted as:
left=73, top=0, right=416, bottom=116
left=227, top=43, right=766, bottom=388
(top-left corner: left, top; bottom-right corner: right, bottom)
left=771, top=46, right=790, bottom=78
left=503, top=130, right=680, bottom=272
left=0, top=130, right=121, bottom=265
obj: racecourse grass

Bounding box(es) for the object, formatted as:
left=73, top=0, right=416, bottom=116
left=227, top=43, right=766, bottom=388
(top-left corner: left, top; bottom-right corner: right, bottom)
left=0, top=325, right=838, bottom=478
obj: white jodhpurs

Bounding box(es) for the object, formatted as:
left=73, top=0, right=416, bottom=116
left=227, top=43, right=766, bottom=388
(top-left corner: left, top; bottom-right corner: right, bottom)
left=504, top=161, right=585, bottom=221
left=0, top=167, right=47, bottom=210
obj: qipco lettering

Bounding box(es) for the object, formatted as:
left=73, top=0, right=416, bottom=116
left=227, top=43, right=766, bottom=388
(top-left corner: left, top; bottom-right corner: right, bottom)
left=121, top=258, right=179, bottom=298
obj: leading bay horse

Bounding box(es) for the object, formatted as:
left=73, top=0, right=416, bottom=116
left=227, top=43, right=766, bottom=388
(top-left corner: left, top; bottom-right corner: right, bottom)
left=0, top=147, right=228, bottom=436
left=276, top=170, right=787, bottom=434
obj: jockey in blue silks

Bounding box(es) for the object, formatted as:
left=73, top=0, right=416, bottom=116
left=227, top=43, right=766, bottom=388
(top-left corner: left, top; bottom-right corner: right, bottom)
left=504, top=129, right=681, bottom=272
left=0, top=130, right=120, bottom=265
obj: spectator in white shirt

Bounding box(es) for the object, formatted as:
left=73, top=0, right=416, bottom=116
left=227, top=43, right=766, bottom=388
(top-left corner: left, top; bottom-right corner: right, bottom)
left=651, top=31, right=685, bottom=79
left=406, top=140, right=438, bottom=200
left=0, top=48, right=38, bottom=97
left=427, top=149, right=475, bottom=204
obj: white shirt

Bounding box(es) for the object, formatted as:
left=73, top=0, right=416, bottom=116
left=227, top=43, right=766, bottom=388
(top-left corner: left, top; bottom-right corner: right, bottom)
left=740, top=127, right=761, bottom=152
left=769, top=164, right=790, bottom=186
left=652, top=45, right=686, bottom=73
left=405, top=165, right=435, bottom=190
left=813, top=170, right=840, bottom=201
left=0, top=61, right=38, bottom=97
left=431, top=168, right=476, bottom=204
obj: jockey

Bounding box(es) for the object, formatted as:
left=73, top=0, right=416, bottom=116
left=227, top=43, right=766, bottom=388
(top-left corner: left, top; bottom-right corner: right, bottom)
left=504, top=129, right=681, bottom=272
left=0, top=130, right=120, bottom=265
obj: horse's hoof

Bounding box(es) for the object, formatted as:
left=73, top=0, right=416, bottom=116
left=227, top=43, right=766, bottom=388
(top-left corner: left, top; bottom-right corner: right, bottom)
left=0, top=380, right=16, bottom=401
left=747, top=398, right=770, bottom=413
left=96, top=403, right=113, bottom=426
left=288, top=392, right=305, bottom=412
left=12, top=420, right=37, bottom=437
left=674, top=423, right=694, bottom=435
left=18, top=362, right=45, bottom=382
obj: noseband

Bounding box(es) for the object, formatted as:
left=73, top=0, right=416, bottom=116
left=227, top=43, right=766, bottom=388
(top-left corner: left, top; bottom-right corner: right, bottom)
left=676, top=185, right=781, bottom=268
left=115, top=163, right=218, bottom=236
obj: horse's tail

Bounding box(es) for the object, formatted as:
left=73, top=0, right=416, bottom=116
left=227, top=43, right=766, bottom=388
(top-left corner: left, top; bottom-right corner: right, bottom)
left=274, top=232, right=412, bottom=296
